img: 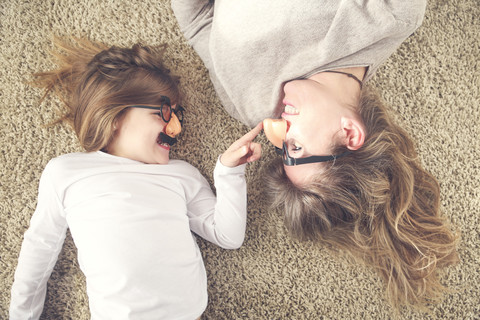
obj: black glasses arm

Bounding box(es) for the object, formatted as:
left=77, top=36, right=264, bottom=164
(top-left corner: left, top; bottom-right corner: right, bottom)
left=284, top=153, right=351, bottom=166
left=277, top=143, right=351, bottom=166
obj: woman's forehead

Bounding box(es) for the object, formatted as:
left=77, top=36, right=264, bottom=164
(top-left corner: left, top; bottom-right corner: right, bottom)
left=284, top=162, right=323, bottom=186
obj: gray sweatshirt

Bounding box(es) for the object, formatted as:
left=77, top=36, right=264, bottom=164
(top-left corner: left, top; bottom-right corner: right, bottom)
left=172, top=0, right=426, bottom=127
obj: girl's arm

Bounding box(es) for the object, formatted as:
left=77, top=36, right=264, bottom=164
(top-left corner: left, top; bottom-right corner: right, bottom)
left=189, top=160, right=247, bottom=249
left=187, top=124, right=262, bottom=249
left=10, top=162, right=68, bottom=320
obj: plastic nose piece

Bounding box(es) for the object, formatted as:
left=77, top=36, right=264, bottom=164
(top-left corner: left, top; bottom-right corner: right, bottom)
left=263, top=118, right=287, bottom=149
left=165, top=113, right=182, bottom=137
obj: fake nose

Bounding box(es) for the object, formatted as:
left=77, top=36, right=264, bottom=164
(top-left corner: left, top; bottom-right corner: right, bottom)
left=165, top=113, right=182, bottom=137
left=263, top=118, right=287, bottom=149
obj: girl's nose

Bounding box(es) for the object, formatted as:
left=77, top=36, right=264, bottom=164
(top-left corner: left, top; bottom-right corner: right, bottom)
left=165, top=113, right=182, bottom=137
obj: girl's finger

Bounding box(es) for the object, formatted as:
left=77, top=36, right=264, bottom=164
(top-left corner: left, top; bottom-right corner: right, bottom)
left=247, top=143, right=262, bottom=162
left=221, top=145, right=248, bottom=167
left=232, top=122, right=263, bottom=147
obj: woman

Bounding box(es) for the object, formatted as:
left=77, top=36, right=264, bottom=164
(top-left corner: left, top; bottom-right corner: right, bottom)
left=171, top=0, right=458, bottom=309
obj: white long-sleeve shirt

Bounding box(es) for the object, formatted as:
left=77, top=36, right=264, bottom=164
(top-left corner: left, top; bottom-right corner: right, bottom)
left=10, top=151, right=247, bottom=320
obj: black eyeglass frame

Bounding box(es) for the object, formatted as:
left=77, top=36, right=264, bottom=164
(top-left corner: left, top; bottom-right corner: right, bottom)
left=127, top=96, right=184, bottom=125
left=275, top=141, right=351, bottom=166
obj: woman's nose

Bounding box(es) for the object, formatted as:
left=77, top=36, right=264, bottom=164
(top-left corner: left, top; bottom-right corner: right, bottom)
left=165, top=113, right=182, bottom=137
left=263, top=118, right=287, bottom=149
left=283, top=80, right=296, bottom=97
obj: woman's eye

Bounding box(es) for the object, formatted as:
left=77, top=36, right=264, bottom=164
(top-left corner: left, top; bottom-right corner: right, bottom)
left=292, top=145, right=302, bottom=152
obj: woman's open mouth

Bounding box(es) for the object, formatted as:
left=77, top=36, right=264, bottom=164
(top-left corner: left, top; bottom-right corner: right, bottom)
left=283, top=104, right=299, bottom=115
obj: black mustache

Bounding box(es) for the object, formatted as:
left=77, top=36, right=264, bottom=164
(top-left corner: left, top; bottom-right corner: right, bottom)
left=160, top=132, right=177, bottom=146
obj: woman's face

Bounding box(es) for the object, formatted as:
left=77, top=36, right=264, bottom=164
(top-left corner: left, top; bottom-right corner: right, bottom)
left=282, top=79, right=344, bottom=157
left=107, top=106, right=181, bottom=164
left=281, top=77, right=361, bottom=185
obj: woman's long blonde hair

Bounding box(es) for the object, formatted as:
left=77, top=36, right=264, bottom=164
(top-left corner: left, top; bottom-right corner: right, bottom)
left=33, top=37, right=180, bottom=151
left=265, top=85, right=459, bottom=309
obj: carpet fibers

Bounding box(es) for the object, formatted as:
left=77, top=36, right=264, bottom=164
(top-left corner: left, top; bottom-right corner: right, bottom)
left=1, top=0, right=479, bottom=319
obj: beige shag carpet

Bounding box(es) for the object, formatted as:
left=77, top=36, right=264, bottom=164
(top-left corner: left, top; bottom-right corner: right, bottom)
left=1, top=0, right=479, bottom=319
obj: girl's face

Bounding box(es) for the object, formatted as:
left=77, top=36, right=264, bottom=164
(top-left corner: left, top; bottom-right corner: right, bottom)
left=107, top=106, right=180, bottom=164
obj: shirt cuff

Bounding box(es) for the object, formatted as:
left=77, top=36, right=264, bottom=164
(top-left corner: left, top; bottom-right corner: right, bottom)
left=214, top=156, right=246, bottom=175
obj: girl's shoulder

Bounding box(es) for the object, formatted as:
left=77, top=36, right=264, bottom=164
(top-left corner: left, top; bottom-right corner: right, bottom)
left=166, top=159, right=204, bottom=177
left=45, top=151, right=87, bottom=168
left=44, top=152, right=205, bottom=181
left=46, top=151, right=103, bottom=170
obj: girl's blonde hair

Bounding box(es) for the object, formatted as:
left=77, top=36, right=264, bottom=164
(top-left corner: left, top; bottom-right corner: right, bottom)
left=265, top=85, right=459, bottom=309
left=34, top=37, right=180, bottom=151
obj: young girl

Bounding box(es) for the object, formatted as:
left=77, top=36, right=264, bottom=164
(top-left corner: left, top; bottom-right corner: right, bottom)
left=9, top=38, right=262, bottom=320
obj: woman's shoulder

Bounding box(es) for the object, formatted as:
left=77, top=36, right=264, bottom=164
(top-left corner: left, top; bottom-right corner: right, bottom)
left=381, top=0, right=427, bottom=27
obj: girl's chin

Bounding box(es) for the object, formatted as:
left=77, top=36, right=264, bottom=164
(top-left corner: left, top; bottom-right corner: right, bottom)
left=149, top=157, right=169, bottom=165
left=155, top=150, right=170, bottom=165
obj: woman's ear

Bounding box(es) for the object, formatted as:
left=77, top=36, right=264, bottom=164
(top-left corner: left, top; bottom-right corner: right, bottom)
left=341, top=117, right=365, bottom=150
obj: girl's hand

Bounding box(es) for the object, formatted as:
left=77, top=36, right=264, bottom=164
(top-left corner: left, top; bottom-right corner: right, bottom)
left=220, top=122, right=263, bottom=167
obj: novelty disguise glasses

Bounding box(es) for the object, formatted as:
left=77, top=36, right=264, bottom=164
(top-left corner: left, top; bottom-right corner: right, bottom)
left=128, top=96, right=184, bottom=124
left=128, top=95, right=184, bottom=136
left=127, top=96, right=184, bottom=146
left=263, top=118, right=351, bottom=166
